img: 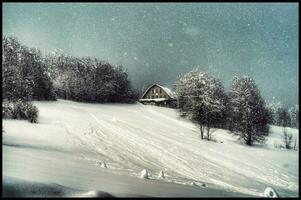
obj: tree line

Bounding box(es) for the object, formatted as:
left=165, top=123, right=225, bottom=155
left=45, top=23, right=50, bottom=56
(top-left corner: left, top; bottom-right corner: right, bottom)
left=2, top=36, right=138, bottom=123
left=2, top=36, right=138, bottom=103
left=45, top=50, right=138, bottom=103
left=266, top=102, right=298, bottom=129
left=174, top=69, right=297, bottom=146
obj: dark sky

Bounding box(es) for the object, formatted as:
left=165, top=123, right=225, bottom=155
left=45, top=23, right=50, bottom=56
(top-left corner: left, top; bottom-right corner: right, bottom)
left=3, top=3, right=298, bottom=107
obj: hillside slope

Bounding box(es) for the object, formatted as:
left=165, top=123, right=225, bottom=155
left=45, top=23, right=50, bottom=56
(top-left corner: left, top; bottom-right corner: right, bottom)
left=3, top=100, right=299, bottom=197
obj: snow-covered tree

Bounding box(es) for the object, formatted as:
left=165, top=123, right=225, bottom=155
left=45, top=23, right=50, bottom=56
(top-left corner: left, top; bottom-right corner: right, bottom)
left=266, top=101, right=283, bottom=125
left=228, top=76, right=269, bottom=146
left=2, top=36, right=34, bottom=101
left=46, top=52, right=137, bottom=103
left=289, top=105, right=299, bottom=129
left=2, top=36, right=56, bottom=101
left=175, top=69, right=227, bottom=140
left=3, top=35, right=136, bottom=103
left=276, top=107, right=291, bottom=128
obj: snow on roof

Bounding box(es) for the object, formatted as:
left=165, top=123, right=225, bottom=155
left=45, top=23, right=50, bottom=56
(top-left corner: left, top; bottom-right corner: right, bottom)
left=139, top=98, right=169, bottom=102
left=141, top=84, right=177, bottom=99
left=158, top=85, right=177, bottom=98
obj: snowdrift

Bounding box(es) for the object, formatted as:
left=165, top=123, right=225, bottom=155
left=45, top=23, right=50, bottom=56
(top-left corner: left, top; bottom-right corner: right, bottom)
left=3, top=176, right=114, bottom=198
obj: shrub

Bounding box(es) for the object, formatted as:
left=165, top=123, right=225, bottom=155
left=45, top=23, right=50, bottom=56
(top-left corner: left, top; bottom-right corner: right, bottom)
left=282, top=128, right=293, bottom=149
left=2, top=102, right=13, bottom=118
left=26, top=103, right=39, bottom=123
left=2, top=100, right=38, bottom=123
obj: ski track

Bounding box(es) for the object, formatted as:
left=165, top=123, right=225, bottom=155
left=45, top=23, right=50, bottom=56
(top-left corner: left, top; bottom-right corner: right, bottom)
left=3, top=100, right=299, bottom=197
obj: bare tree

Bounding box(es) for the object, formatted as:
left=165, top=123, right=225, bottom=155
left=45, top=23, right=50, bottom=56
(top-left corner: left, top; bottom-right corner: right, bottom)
left=282, top=128, right=293, bottom=149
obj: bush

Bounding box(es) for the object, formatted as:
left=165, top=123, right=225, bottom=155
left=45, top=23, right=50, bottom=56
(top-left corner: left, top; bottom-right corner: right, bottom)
left=2, top=100, right=38, bottom=123
left=2, top=102, right=13, bottom=118
left=26, top=103, right=39, bottom=123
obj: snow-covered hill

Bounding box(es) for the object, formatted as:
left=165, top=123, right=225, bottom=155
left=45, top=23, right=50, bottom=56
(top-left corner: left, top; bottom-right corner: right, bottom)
left=2, top=100, right=299, bottom=197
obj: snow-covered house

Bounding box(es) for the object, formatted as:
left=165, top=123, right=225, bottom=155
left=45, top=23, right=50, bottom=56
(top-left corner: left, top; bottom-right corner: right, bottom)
left=139, top=84, right=177, bottom=108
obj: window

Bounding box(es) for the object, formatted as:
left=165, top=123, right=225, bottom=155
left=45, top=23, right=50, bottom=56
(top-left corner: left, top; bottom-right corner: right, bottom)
left=160, top=89, right=162, bottom=94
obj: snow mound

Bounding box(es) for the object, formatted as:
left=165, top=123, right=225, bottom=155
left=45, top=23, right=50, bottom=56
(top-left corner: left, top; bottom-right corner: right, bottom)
left=191, top=181, right=197, bottom=186
left=140, top=169, right=149, bottom=179
left=74, top=190, right=114, bottom=197
left=191, top=181, right=207, bottom=188
left=264, top=187, right=279, bottom=198
left=3, top=176, right=114, bottom=198
left=158, top=170, right=165, bottom=179
left=96, top=161, right=107, bottom=168
left=101, top=162, right=107, bottom=168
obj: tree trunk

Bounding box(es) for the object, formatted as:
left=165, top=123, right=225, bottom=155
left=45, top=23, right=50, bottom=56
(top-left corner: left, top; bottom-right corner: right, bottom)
left=206, top=120, right=210, bottom=141
left=246, top=132, right=252, bottom=145
left=200, top=125, right=204, bottom=140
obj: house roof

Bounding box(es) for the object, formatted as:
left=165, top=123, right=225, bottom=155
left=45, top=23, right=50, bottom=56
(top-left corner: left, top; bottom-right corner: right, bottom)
left=141, top=84, right=177, bottom=99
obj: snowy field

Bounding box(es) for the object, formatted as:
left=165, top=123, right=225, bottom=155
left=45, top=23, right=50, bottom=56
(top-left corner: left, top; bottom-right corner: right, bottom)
left=2, top=100, right=299, bottom=197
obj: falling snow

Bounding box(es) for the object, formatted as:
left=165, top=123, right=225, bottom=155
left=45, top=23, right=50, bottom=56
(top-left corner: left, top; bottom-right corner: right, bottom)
left=2, top=3, right=298, bottom=107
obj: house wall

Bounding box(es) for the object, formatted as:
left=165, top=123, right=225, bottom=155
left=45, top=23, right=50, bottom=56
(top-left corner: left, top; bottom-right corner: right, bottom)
left=143, top=85, right=170, bottom=99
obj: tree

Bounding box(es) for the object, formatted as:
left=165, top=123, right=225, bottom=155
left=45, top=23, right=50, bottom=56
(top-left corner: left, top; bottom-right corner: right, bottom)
left=45, top=51, right=137, bottom=103
left=2, top=36, right=56, bottom=101
left=293, top=136, right=298, bottom=150
left=266, top=101, right=283, bottom=126
left=2, top=36, right=34, bottom=101
left=29, top=48, right=56, bottom=100
left=277, top=107, right=291, bottom=127
left=282, top=128, right=293, bottom=149
left=228, top=76, right=269, bottom=146
left=289, top=105, right=299, bottom=129
left=175, top=69, right=227, bottom=140
left=3, top=35, right=135, bottom=103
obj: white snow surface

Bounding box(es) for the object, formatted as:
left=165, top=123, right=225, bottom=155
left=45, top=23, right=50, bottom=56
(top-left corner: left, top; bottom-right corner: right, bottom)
left=139, top=98, right=169, bottom=102
left=3, top=100, right=299, bottom=197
